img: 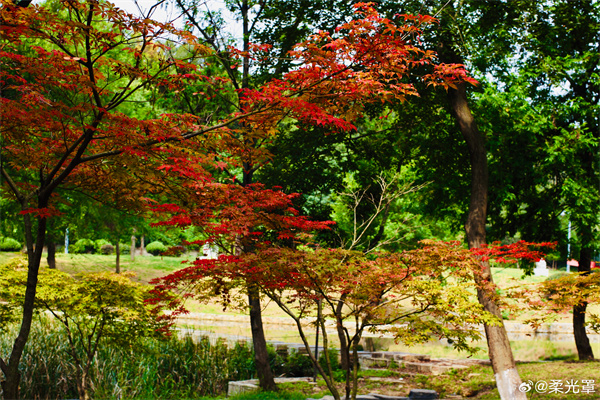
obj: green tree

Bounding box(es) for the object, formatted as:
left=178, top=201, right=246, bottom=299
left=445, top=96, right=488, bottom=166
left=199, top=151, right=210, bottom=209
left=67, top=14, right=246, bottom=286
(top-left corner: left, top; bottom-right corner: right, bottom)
left=489, top=0, right=599, bottom=360
left=0, top=259, right=166, bottom=400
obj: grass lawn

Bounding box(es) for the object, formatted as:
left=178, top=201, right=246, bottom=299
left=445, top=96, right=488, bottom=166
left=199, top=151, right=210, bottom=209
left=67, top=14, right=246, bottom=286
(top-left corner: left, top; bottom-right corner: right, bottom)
left=411, top=360, right=600, bottom=399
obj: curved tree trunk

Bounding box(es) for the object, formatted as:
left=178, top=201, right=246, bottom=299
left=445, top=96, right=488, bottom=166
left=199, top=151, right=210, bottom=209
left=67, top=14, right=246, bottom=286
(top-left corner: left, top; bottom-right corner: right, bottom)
left=447, top=82, right=526, bottom=400
left=1, top=203, right=48, bottom=400
left=574, top=243, right=594, bottom=360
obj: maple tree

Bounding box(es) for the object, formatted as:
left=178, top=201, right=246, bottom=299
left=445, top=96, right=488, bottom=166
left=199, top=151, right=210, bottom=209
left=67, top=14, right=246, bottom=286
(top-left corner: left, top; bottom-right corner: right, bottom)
left=0, top=1, right=220, bottom=397
left=156, top=1, right=477, bottom=390
left=0, top=258, right=165, bottom=400
left=506, top=263, right=600, bottom=340
left=151, top=233, right=551, bottom=400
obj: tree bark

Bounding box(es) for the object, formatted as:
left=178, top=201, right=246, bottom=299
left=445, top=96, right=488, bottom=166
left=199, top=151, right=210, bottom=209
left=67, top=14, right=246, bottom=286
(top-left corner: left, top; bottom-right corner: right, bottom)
left=1, top=203, right=48, bottom=400
left=47, top=240, right=56, bottom=269
left=130, top=235, right=136, bottom=262
left=574, top=244, right=594, bottom=360
left=248, top=286, right=277, bottom=391
left=115, top=241, right=121, bottom=274
left=242, top=165, right=277, bottom=391
left=335, top=295, right=350, bottom=372
left=447, top=82, right=526, bottom=400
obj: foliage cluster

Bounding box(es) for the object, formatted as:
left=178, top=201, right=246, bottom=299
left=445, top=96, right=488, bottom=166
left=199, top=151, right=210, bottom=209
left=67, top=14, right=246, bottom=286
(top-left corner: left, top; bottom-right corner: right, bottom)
left=146, top=241, right=168, bottom=256
left=1, top=0, right=597, bottom=398
left=515, top=270, right=600, bottom=333
left=0, top=237, right=21, bottom=252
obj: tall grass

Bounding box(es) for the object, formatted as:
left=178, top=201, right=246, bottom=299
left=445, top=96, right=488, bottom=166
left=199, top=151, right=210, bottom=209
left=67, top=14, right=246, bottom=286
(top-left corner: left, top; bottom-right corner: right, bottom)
left=0, top=315, right=256, bottom=399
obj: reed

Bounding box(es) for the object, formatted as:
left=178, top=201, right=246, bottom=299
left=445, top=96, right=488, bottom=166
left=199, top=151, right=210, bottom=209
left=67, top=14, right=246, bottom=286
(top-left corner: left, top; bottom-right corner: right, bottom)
left=0, top=315, right=256, bottom=399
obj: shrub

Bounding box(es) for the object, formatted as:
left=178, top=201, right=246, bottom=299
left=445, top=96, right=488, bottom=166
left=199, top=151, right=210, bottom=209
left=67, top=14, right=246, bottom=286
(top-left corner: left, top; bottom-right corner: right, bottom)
left=186, top=243, right=201, bottom=252
left=119, top=243, right=130, bottom=254
left=70, top=239, right=95, bottom=254
left=162, top=245, right=185, bottom=257
left=100, top=244, right=114, bottom=255
left=319, top=348, right=341, bottom=372
left=0, top=317, right=257, bottom=399
left=0, top=237, right=22, bottom=252
left=268, top=344, right=286, bottom=376
left=146, top=241, right=167, bottom=256
left=285, top=349, right=314, bottom=377
left=94, top=239, right=112, bottom=254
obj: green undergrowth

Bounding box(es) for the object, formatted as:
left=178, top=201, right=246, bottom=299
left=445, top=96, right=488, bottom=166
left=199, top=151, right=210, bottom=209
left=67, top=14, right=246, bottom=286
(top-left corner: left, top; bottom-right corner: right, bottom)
left=0, top=316, right=256, bottom=399
left=230, top=390, right=308, bottom=400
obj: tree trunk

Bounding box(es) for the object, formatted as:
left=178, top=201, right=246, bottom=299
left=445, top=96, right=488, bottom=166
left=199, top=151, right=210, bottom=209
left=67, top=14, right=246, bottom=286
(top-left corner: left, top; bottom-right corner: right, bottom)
left=130, top=235, right=135, bottom=262
left=248, top=286, right=277, bottom=391
left=574, top=244, right=594, bottom=360
left=335, top=295, right=350, bottom=372
left=1, top=206, right=48, bottom=400
left=140, top=234, right=145, bottom=255
left=77, top=368, right=91, bottom=400
left=241, top=150, right=277, bottom=390
left=47, top=240, right=56, bottom=269
left=115, top=241, right=121, bottom=274
left=447, top=82, right=526, bottom=400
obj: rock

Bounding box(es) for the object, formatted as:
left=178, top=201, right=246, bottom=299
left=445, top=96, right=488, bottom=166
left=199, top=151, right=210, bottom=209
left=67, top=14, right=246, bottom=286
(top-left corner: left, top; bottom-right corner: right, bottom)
left=408, top=389, right=439, bottom=399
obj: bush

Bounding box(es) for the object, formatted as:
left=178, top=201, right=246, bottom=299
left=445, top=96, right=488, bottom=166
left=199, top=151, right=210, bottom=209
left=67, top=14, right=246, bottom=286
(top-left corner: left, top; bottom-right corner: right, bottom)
left=146, top=241, right=167, bottom=256
left=70, top=239, right=95, bottom=254
left=285, top=349, right=314, bottom=377
left=94, top=239, right=112, bottom=254
left=268, top=344, right=286, bottom=376
left=119, top=243, right=130, bottom=254
left=319, top=348, right=341, bottom=372
left=162, top=245, right=185, bottom=257
left=0, top=237, right=22, bottom=252
left=100, top=244, right=114, bottom=255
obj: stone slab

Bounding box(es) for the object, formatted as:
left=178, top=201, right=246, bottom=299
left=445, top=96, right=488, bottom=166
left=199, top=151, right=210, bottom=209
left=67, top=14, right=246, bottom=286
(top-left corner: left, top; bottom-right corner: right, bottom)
left=408, top=389, right=439, bottom=399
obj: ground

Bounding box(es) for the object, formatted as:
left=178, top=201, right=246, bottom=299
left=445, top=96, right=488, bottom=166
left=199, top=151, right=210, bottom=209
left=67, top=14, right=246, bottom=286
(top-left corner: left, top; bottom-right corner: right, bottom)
left=277, top=361, right=600, bottom=400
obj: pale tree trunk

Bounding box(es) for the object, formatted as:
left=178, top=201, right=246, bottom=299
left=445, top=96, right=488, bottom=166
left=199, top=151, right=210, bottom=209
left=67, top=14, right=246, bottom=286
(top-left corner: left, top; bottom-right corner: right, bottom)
left=574, top=240, right=594, bottom=360
left=76, top=369, right=91, bottom=400
left=447, top=82, right=526, bottom=400
left=140, top=234, right=145, bottom=255
left=130, top=235, right=135, bottom=262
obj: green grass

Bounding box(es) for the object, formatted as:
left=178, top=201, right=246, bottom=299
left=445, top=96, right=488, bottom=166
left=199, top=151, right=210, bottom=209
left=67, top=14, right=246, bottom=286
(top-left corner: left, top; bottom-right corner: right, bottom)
left=415, top=361, right=600, bottom=399
left=275, top=361, right=600, bottom=400
left=0, top=251, right=195, bottom=284
left=230, top=391, right=307, bottom=400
